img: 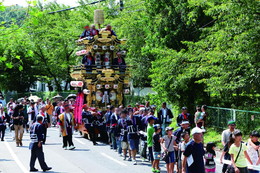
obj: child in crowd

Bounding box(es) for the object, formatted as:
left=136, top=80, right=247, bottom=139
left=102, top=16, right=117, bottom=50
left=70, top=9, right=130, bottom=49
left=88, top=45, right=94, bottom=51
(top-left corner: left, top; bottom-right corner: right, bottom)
left=205, top=142, right=216, bottom=173
left=161, top=127, right=177, bottom=173
left=229, top=130, right=253, bottom=173
left=180, top=132, right=190, bottom=153
left=220, top=134, right=235, bottom=173
left=247, top=131, right=260, bottom=173
left=152, top=124, right=161, bottom=173
left=194, top=106, right=205, bottom=129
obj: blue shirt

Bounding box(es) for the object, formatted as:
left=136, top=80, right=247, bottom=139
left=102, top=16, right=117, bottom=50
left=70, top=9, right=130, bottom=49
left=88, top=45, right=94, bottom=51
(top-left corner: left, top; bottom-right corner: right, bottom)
left=183, top=140, right=205, bottom=173
left=173, top=127, right=190, bottom=144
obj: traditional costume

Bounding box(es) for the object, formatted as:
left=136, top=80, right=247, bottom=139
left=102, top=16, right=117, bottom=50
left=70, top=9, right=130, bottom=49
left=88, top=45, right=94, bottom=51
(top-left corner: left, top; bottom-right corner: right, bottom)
left=59, top=110, right=75, bottom=150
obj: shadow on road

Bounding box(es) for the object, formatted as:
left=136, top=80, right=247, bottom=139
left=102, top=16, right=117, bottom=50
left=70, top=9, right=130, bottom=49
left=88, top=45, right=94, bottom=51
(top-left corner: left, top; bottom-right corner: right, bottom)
left=0, top=159, right=14, bottom=161
left=45, top=143, right=62, bottom=145
left=71, top=148, right=90, bottom=152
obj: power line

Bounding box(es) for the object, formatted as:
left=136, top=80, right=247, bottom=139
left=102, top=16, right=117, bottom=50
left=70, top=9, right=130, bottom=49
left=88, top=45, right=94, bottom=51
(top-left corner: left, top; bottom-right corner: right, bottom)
left=48, top=0, right=106, bottom=14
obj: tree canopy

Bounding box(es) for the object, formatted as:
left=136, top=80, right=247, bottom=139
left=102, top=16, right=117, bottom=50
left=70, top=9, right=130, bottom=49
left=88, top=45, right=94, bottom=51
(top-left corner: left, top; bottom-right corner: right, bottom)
left=0, top=0, right=259, bottom=110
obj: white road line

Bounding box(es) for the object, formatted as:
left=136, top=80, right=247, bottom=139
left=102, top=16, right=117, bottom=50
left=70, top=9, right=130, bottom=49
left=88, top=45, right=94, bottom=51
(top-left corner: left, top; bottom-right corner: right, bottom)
left=4, top=141, right=29, bottom=173
left=51, top=128, right=86, bottom=145
left=73, top=137, right=86, bottom=145
left=100, top=152, right=127, bottom=166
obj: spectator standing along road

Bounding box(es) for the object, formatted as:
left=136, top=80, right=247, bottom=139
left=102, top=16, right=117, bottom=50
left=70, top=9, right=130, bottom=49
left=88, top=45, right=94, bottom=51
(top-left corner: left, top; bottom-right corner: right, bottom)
left=177, top=107, right=193, bottom=126
left=157, top=102, right=173, bottom=135
left=182, top=127, right=205, bottom=173
left=161, top=127, right=177, bottom=173
left=12, top=104, right=25, bottom=147
left=222, top=120, right=236, bottom=146
left=147, top=115, right=156, bottom=164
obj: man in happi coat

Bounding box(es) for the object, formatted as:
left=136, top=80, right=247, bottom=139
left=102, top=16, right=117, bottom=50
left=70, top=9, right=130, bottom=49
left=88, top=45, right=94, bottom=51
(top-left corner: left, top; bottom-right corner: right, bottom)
left=59, top=105, right=76, bottom=150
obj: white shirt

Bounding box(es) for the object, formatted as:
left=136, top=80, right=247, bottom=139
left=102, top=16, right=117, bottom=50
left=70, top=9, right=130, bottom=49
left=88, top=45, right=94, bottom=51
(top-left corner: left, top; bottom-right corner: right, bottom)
left=162, top=108, right=170, bottom=123
left=0, top=111, right=6, bottom=118
left=247, top=141, right=259, bottom=165
left=65, top=113, right=71, bottom=123
left=27, top=107, right=35, bottom=121
left=7, top=102, right=16, bottom=109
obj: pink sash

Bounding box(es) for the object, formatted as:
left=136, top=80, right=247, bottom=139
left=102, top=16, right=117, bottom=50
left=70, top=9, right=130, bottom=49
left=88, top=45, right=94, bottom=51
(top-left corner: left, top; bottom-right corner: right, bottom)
left=74, top=92, right=84, bottom=124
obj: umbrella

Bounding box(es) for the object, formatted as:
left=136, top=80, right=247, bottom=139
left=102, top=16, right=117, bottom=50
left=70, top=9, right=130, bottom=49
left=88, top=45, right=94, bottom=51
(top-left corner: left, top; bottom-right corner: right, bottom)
left=52, top=94, right=63, bottom=101
left=65, top=94, right=77, bottom=100
left=17, top=97, right=24, bottom=103
left=29, top=95, right=40, bottom=102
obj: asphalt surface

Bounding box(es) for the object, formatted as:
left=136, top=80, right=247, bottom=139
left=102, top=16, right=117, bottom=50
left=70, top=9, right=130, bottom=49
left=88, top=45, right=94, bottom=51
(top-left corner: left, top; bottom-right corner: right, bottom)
left=0, top=126, right=223, bottom=173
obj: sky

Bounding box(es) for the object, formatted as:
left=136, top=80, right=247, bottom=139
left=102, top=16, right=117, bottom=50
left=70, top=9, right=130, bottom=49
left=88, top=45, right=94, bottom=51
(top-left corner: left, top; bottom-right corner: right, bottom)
left=2, top=0, right=79, bottom=7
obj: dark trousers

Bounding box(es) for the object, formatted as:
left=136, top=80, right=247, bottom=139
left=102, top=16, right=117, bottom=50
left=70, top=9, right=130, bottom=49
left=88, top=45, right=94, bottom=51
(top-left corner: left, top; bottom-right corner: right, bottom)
left=63, top=135, right=74, bottom=147
left=148, top=146, right=154, bottom=162
left=88, top=127, right=97, bottom=144
left=111, top=132, right=117, bottom=150
left=30, top=146, right=48, bottom=170
left=0, top=125, right=6, bottom=140
left=238, top=167, right=249, bottom=173
left=222, top=164, right=228, bottom=173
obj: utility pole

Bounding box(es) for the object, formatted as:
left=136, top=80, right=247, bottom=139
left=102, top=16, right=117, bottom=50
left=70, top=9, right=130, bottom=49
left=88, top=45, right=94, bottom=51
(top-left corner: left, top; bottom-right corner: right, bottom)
left=119, top=0, right=124, bottom=11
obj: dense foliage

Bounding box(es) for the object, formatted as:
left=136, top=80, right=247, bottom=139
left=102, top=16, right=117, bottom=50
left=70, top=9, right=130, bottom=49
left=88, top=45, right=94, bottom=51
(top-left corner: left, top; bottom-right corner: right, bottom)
left=0, top=0, right=259, bottom=110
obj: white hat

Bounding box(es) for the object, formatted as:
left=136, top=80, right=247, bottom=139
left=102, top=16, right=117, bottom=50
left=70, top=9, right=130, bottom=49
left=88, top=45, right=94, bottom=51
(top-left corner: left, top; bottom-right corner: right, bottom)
left=191, top=127, right=203, bottom=135
left=180, top=121, right=190, bottom=125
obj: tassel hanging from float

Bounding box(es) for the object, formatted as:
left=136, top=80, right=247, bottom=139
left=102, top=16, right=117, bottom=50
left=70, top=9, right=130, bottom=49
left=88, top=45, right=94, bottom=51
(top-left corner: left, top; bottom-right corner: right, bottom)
left=94, top=9, right=104, bottom=29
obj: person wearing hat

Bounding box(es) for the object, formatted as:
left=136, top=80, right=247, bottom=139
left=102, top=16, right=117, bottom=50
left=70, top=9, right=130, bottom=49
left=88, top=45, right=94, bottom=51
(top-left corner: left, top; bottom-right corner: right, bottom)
left=177, top=107, right=193, bottom=127
left=174, top=121, right=191, bottom=144
left=173, top=121, right=191, bottom=172
left=59, top=105, right=76, bottom=150
left=126, top=110, right=141, bottom=165
left=161, top=126, right=177, bottom=173
left=82, top=104, right=97, bottom=145
left=152, top=124, right=162, bottom=173
left=147, top=115, right=157, bottom=165
left=182, top=127, right=205, bottom=173
left=247, top=131, right=260, bottom=173
left=80, top=25, right=91, bottom=39
left=222, top=120, right=237, bottom=146
left=157, top=102, right=173, bottom=136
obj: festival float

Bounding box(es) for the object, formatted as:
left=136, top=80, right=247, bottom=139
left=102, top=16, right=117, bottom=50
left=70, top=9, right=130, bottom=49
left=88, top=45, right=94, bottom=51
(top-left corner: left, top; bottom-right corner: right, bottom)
left=70, top=9, right=131, bottom=138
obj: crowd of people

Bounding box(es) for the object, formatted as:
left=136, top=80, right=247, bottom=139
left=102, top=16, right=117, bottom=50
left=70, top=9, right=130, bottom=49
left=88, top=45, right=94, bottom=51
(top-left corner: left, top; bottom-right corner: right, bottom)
left=0, top=95, right=259, bottom=173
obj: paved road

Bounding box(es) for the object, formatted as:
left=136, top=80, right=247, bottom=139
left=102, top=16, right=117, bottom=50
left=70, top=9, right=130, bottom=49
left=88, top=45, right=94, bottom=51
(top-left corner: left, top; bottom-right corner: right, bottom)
left=0, top=127, right=223, bottom=173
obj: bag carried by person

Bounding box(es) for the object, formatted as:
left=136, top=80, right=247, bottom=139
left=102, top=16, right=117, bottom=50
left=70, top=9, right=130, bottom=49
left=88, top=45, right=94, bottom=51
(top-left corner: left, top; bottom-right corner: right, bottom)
left=225, top=143, right=242, bottom=173
left=162, top=136, right=172, bottom=162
